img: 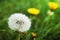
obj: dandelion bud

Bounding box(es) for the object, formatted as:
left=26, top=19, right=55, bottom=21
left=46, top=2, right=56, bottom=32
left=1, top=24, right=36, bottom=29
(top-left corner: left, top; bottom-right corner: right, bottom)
left=31, top=32, right=36, bottom=37
left=47, top=10, right=54, bottom=16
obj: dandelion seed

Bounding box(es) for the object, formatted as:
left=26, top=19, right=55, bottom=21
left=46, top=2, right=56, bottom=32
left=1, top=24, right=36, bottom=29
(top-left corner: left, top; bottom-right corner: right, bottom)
left=8, top=13, right=31, bottom=32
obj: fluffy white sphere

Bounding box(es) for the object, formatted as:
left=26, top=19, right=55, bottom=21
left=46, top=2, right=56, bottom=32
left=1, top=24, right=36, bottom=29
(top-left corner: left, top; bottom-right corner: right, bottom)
left=8, top=13, right=31, bottom=32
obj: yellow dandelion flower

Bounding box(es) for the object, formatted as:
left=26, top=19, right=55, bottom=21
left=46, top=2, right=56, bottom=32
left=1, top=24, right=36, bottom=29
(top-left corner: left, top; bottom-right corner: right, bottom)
left=31, top=32, right=36, bottom=37
left=27, top=8, right=40, bottom=15
left=48, top=2, right=58, bottom=10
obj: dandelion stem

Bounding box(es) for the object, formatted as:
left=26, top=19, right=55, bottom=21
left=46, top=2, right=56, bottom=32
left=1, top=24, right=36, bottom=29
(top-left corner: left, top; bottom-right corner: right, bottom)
left=34, top=18, right=39, bottom=31
left=33, top=38, right=36, bottom=40
left=18, top=32, right=20, bottom=40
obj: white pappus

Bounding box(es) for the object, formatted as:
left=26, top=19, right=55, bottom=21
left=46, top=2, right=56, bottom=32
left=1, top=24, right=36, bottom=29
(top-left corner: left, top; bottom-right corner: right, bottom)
left=8, top=13, right=31, bottom=32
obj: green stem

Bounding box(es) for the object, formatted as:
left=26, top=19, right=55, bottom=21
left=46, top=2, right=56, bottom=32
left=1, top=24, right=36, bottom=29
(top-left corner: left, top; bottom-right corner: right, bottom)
left=33, top=38, right=36, bottom=40
left=40, top=16, right=50, bottom=32
left=30, top=16, right=36, bottom=21
left=34, top=18, right=39, bottom=31
left=18, top=32, right=20, bottom=40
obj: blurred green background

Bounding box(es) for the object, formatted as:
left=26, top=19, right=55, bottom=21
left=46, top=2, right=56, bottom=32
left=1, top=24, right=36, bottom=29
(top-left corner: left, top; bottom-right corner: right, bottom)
left=0, top=0, right=60, bottom=40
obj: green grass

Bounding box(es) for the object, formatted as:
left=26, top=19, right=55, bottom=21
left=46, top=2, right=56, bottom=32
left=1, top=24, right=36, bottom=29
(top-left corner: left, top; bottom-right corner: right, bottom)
left=0, top=0, right=60, bottom=40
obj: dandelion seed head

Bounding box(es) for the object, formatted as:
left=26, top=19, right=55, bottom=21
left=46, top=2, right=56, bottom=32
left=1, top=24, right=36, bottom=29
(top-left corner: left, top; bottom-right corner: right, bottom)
left=8, top=13, right=31, bottom=32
